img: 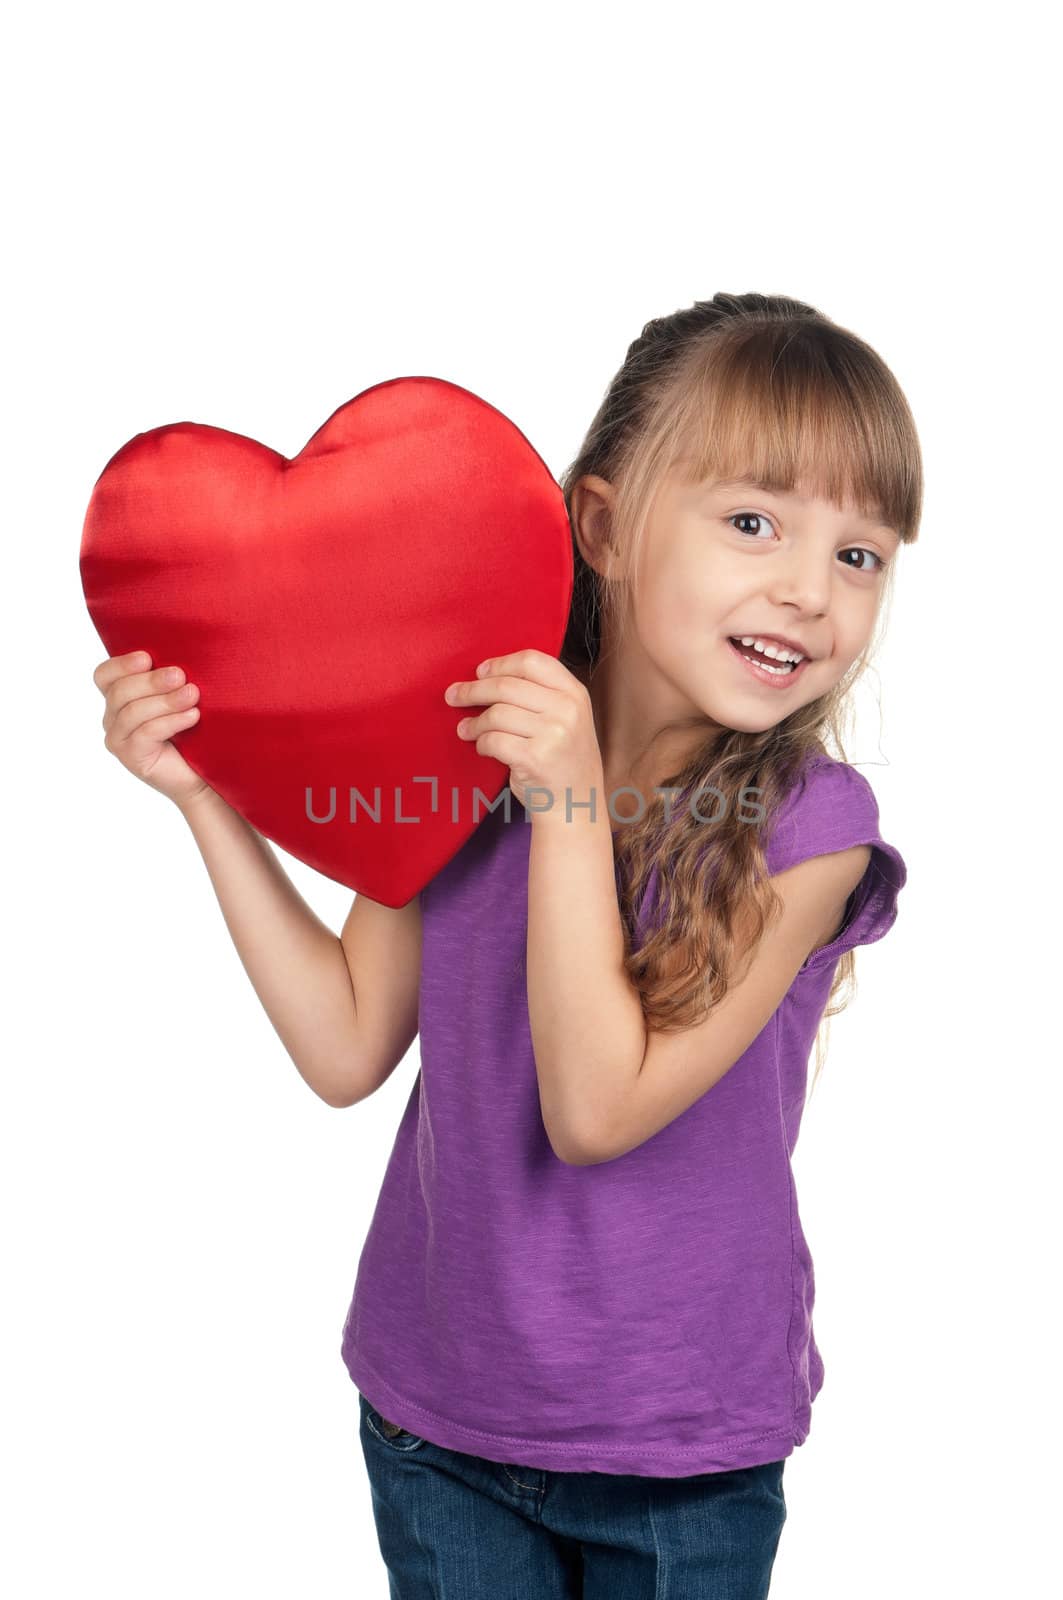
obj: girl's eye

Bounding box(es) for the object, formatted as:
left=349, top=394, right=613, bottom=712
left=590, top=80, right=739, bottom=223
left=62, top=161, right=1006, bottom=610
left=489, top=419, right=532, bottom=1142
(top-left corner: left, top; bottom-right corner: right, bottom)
left=728, top=512, right=775, bottom=540
left=839, top=548, right=885, bottom=574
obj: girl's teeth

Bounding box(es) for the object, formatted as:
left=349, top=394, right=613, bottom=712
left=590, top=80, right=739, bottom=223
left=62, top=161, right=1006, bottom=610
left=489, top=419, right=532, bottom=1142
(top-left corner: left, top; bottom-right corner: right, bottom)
left=731, top=636, right=801, bottom=673
left=737, top=635, right=803, bottom=663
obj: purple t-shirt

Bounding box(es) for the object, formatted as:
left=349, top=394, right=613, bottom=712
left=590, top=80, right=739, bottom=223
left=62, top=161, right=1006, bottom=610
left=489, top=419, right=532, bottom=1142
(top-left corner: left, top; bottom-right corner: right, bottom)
left=341, top=752, right=907, bottom=1476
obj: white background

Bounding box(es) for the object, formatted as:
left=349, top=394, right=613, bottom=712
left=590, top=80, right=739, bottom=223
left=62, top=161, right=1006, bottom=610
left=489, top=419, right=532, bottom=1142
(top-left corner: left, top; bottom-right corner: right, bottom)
left=4, top=1, right=1058, bottom=1594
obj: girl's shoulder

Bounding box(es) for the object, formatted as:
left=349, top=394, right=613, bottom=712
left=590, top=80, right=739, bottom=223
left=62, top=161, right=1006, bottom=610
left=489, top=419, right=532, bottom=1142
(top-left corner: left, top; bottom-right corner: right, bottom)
left=761, top=752, right=908, bottom=968
left=763, top=752, right=888, bottom=868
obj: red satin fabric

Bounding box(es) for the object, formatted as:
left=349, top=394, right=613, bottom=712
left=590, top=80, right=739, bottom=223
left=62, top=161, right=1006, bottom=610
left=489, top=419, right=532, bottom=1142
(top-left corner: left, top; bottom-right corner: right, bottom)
left=80, top=376, right=573, bottom=906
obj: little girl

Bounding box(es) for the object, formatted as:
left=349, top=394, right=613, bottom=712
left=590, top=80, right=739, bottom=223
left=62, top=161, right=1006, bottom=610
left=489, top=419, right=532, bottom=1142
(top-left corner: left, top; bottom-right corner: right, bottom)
left=93, top=290, right=917, bottom=1599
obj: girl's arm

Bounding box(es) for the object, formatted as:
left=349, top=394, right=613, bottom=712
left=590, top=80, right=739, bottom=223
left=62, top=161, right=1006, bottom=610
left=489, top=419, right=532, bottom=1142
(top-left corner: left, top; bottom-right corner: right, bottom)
left=594, top=849, right=866, bottom=1162
left=525, top=807, right=644, bottom=1164
left=178, top=788, right=421, bottom=1109
left=526, top=808, right=866, bottom=1165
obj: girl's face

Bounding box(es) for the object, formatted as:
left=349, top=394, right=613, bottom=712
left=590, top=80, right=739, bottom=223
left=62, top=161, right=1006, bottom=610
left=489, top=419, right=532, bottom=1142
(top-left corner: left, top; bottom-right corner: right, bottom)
left=622, top=467, right=901, bottom=737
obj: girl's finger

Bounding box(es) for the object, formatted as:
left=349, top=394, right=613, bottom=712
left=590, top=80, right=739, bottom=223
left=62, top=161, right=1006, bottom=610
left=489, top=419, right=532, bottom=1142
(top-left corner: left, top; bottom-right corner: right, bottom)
left=456, top=705, right=540, bottom=742
left=475, top=650, right=579, bottom=692
left=112, top=706, right=202, bottom=750
left=105, top=681, right=198, bottom=737
left=92, top=650, right=153, bottom=695
left=461, top=730, right=529, bottom=770
left=445, top=674, right=554, bottom=712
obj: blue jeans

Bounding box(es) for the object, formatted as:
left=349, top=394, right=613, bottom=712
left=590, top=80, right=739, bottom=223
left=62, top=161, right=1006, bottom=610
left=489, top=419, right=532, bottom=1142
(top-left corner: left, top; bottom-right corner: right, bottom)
left=358, top=1392, right=787, bottom=1598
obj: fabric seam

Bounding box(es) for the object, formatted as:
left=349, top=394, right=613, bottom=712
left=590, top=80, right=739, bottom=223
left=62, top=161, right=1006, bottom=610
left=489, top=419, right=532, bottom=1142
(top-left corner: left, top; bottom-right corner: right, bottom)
left=349, top=1351, right=796, bottom=1461
left=776, top=1003, right=802, bottom=1437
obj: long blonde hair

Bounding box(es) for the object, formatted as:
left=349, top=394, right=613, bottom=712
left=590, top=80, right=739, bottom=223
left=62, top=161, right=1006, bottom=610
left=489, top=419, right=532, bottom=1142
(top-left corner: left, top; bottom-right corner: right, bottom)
left=557, top=292, right=921, bottom=1089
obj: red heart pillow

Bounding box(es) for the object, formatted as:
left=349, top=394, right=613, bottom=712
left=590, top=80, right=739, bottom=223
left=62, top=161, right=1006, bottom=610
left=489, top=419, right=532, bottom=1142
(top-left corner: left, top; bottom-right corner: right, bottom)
left=80, top=376, right=573, bottom=907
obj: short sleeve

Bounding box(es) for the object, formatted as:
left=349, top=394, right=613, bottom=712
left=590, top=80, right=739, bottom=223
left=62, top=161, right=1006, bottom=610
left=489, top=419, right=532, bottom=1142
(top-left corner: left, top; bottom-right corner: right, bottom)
left=763, top=756, right=908, bottom=973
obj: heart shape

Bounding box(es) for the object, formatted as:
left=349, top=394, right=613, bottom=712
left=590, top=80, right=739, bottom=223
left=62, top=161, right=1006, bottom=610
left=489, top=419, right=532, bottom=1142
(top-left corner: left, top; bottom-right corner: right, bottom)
left=80, top=376, right=573, bottom=906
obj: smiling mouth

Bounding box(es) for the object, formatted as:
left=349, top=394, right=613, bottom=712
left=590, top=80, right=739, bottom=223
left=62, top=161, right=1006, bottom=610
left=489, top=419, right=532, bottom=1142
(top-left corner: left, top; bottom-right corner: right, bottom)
left=727, top=637, right=802, bottom=673
left=726, top=636, right=812, bottom=685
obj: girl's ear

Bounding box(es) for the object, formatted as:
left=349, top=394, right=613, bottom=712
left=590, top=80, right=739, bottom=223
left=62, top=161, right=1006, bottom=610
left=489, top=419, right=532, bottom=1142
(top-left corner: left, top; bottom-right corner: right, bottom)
left=571, top=473, right=617, bottom=578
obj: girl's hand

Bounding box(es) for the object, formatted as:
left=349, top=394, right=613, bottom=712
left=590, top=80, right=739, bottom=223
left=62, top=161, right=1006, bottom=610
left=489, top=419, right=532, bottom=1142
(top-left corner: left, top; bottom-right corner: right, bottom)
left=443, top=649, right=604, bottom=818
left=93, top=650, right=216, bottom=810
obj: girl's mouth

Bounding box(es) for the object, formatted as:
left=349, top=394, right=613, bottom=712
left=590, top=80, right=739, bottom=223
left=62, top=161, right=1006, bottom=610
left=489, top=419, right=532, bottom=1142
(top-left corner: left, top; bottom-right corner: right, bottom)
left=726, top=636, right=812, bottom=690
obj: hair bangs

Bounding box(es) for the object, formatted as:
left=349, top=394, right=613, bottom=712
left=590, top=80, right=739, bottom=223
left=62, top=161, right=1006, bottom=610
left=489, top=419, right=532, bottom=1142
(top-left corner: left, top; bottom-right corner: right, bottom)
left=656, top=323, right=920, bottom=541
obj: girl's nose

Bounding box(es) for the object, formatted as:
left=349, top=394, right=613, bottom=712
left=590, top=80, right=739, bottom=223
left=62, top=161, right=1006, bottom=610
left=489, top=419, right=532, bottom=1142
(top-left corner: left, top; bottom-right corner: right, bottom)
left=766, top=557, right=831, bottom=617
